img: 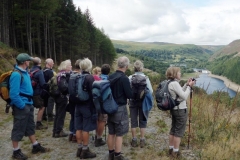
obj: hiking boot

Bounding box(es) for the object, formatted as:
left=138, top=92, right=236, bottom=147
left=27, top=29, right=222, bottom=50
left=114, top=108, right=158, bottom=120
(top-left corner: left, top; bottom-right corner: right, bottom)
left=140, top=139, right=146, bottom=148
left=32, top=143, right=50, bottom=154
left=72, top=135, right=77, bottom=143
left=108, top=152, right=114, bottom=160
left=36, top=122, right=48, bottom=130
left=80, top=147, right=96, bottom=159
left=76, top=148, right=82, bottom=157
left=171, top=151, right=181, bottom=159
left=114, top=154, right=128, bottom=160
left=42, top=116, right=47, bottom=121
left=68, top=134, right=73, bottom=141
left=131, top=139, right=138, bottom=147
left=95, top=138, right=106, bottom=147
left=169, top=148, right=173, bottom=155
left=12, top=149, right=28, bottom=160
left=53, top=130, right=68, bottom=138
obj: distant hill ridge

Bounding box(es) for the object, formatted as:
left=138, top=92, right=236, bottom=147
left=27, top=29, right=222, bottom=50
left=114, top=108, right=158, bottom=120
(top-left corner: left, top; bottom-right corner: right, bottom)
left=210, top=39, right=240, bottom=60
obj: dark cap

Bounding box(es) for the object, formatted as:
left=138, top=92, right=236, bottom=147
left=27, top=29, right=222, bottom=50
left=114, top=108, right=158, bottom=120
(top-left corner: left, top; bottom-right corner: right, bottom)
left=16, top=53, right=33, bottom=63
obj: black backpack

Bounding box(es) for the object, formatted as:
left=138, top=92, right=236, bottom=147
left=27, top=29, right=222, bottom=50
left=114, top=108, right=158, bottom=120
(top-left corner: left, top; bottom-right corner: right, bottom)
left=155, top=80, right=180, bottom=111
left=131, top=74, right=147, bottom=100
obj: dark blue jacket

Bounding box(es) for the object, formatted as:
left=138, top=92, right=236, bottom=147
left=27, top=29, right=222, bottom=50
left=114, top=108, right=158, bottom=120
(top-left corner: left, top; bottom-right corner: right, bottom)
left=30, top=66, right=47, bottom=96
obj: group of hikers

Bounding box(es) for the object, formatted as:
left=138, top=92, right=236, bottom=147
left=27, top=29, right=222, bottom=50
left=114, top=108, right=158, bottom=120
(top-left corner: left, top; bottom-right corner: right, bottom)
left=8, top=53, right=195, bottom=160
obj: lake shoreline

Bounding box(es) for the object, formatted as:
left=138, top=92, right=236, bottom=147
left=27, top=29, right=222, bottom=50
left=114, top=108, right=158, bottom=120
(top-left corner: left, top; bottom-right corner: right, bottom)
left=208, top=73, right=240, bottom=92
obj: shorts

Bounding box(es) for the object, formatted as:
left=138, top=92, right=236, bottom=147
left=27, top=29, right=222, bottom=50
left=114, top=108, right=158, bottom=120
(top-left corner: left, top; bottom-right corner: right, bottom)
left=169, top=109, right=188, bottom=137
left=75, top=104, right=97, bottom=132
left=129, top=100, right=147, bottom=128
left=33, top=95, right=44, bottom=108
left=98, top=112, right=108, bottom=122
left=107, top=105, right=129, bottom=136
left=11, top=105, right=35, bottom=141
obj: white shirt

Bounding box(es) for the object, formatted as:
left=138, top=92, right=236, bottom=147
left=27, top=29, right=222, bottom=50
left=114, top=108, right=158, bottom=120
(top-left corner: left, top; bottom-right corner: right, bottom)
left=168, top=80, right=191, bottom=110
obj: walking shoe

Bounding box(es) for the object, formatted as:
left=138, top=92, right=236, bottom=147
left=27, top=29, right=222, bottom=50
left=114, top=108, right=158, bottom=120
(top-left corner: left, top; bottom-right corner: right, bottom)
left=12, top=149, right=28, bottom=160
left=68, top=134, right=73, bottom=141
left=53, top=130, right=68, bottom=138
left=140, top=139, right=146, bottom=148
left=95, top=138, right=106, bottom=147
left=80, top=147, right=96, bottom=159
left=42, top=116, right=47, bottom=121
left=114, top=154, right=129, bottom=160
left=169, top=148, right=173, bottom=155
left=36, top=122, right=48, bottom=130
left=108, top=152, right=114, bottom=160
left=72, top=135, right=77, bottom=143
left=76, top=148, right=82, bottom=157
left=32, top=143, right=50, bottom=154
left=131, top=138, right=138, bottom=147
left=171, top=151, right=181, bottom=159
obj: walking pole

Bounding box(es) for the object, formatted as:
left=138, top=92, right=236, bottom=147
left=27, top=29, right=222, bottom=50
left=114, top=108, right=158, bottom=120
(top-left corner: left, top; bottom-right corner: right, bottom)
left=187, top=88, right=193, bottom=149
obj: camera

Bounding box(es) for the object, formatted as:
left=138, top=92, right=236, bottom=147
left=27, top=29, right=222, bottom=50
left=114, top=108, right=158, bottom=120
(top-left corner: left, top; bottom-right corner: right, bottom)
left=192, top=78, right=196, bottom=81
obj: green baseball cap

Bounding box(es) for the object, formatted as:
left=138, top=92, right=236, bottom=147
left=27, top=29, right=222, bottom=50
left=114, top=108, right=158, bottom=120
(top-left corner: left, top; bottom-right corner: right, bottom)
left=16, top=53, right=33, bottom=63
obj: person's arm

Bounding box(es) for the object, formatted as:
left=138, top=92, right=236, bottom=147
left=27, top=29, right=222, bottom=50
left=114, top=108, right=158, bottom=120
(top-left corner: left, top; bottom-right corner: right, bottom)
left=9, top=72, right=25, bottom=109
left=169, top=82, right=191, bottom=100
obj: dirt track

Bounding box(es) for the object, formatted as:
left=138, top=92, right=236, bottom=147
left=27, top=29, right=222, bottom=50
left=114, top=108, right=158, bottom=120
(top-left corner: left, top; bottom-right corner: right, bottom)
left=0, top=99, right=197, bottom=160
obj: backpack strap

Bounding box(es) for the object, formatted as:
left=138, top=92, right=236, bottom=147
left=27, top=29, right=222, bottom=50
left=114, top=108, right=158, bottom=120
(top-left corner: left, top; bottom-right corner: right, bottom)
left=19, top=93, right=33, bottom=102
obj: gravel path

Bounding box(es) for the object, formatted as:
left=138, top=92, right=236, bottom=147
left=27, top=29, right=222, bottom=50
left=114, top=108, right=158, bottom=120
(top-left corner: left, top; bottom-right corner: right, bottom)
left=0, top=99, right=197, bottom=160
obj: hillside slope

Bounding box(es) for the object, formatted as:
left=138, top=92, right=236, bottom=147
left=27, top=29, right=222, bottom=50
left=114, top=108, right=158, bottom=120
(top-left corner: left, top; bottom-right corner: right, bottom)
left=210, top=39, right=240, bottom=60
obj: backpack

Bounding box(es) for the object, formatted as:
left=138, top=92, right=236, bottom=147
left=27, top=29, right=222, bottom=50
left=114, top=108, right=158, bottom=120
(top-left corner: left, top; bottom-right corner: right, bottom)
left=29, top=69, right=40, bottom=89
left=155, top=80, right=180, bottom=111
left=92, top=74, right=122, bottom=114
left=76, top=74, right=90, bottom=101
left=68, top=72, right=80, bottom=96
left=48, top=75, right=59, bottom=97
left=48, top=73, right=69, bottom=97
left=0, top=69, right=23, bottom=104
left=130, top=74, right=147, bottom=100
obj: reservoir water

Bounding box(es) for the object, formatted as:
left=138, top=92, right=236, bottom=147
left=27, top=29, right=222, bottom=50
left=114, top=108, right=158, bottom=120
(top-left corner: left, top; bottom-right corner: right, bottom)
left=195, top=73, right=236, bottom=98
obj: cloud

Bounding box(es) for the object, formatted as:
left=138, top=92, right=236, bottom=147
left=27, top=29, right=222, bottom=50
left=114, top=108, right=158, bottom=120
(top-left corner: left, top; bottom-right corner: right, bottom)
left=74, top=0, right=240, bottom=45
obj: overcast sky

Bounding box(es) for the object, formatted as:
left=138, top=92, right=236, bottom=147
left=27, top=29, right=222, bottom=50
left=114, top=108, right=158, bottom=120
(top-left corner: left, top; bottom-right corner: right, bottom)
left=74, top=0, right=240, bottom=45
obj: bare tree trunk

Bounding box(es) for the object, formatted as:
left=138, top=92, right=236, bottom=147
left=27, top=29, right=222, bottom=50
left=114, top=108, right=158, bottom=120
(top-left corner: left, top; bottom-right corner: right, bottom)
left=26, top=0, right=32, bottom=55
left=37, top=19, right=41, bottom=57
left=1, top=0, right=10, bottom=45
left=53, top=33, right=57, bottom=65
left=60, top=37, right=62, bottom=62
left=48, top=18, right=51, bottom=58
left=21, top=28, right=24, bottom=49
left=0, top=0, right=4, bottom=42
left=44, top=15, right=48, bottom=58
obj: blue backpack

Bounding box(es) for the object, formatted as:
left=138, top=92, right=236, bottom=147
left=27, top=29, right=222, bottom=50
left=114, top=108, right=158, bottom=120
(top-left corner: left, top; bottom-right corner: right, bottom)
left=92, top=75, right=122, bottom=114
left=77, top=74, right=90, bottom=101
left=68, top=72, right=80, bottom=96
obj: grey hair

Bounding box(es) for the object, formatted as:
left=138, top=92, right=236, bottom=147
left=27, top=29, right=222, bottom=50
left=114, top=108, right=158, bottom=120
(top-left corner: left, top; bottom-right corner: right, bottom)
left=79, top=58, right=92, bottom=72
left=117, top=56, right=129, bottom=68
left=33, top=57, right=41, bottom=65
left=58, top=59, right=71, bottom=71
left=45, top=58, right=53, bottom=64
left=134, top=60, right=144, bottom=72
